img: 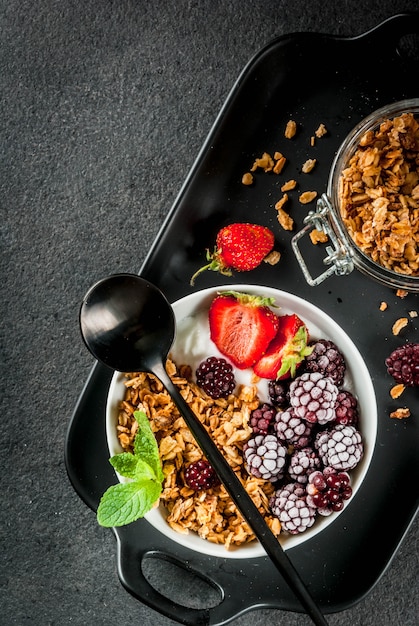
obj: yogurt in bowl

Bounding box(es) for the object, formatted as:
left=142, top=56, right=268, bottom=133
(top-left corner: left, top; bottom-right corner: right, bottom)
left=106, top=284, right=377, bottom=558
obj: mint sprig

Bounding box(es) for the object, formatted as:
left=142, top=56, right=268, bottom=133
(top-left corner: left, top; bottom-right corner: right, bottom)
left=97, top=410, right=164, bottom=527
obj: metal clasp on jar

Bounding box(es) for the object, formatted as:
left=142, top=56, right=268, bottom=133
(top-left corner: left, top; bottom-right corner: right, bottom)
left=292, top=194, right=354, bottom=286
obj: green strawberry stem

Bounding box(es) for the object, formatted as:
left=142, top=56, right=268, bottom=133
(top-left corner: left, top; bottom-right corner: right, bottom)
left=190, top=248, right=232, bottom=286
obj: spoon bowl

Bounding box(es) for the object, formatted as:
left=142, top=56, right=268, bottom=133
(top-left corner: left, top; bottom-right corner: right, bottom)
left=80, top=274, right=175, bottom=373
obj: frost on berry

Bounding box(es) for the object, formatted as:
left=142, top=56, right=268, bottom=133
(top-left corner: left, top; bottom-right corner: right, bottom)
left=243, top=434, right=287, bottom=482
left=315, top=425, right=363, bottom=471
left=270, top=483, right=316, bottom=534
left=289, top=372, right=338, bottom=424
left=250, top=403, right=276, bottom=434
left=274, top=408, right=314, bottom=448
left=305, top=339, right=346, bottom=386
left=288, top=447, right=321, bottom=484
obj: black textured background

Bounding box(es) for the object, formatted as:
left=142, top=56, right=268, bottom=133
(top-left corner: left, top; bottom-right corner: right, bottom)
left=1, top=2, right=418, bottom=625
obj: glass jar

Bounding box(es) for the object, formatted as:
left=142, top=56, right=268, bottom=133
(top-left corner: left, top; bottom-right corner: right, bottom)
left=292, top=99, right=419, bottom=292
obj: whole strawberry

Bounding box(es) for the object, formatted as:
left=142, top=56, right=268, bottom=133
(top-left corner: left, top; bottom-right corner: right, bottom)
left=190, top=223, right=274, bottom=285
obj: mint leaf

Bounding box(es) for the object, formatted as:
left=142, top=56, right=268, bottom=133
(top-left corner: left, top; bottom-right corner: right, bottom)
left=97, top=480, right=162, bottom=527
left=133, top=410, right=164, bottom=482
left=109, top=452, right=139, bottom=479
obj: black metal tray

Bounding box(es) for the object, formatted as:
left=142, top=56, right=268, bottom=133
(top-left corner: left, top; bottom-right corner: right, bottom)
left=65, top=15, right=419, bottom=625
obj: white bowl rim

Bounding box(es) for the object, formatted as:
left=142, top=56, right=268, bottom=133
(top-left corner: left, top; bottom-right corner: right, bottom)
left=106, top=284, right=377, bottom=559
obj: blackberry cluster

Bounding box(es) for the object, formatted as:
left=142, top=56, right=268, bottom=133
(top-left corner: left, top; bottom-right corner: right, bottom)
left=240, top=336, right=364, bottom=535
left=385, top=342, right=419, bottom=387
left=305, top=339, right=346, bottom=386
left=250, top=403, right=276, bottom=434
left=274, top=409, right=313, bottom=449
left=269, top=483, right=316, bottom=534
left=306, top=468, right=352, bottom=515
left=196, top=356, right=236, bottom=399
left=243, top=434, right=287, bottom=482
left=268, top=379, right=290, bottom=408
left=184, top=459, right=220, bottom=491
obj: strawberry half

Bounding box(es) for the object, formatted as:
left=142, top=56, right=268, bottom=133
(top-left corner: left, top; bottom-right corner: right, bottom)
left=208, top=291, right=279, bottom=369
left=253, top=314, right=313, bottom=380
left=190, top=223, right=274, bottom=285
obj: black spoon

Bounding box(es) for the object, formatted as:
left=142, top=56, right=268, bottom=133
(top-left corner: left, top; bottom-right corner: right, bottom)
left=79, top=273, right=328, bottom=626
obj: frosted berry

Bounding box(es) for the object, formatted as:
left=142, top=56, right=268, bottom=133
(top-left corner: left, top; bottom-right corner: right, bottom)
left=305, top=339, right=346, bottom=386
left=274, top=408, right=314, bottom=449
left=334, top=390, right=359, bottom=426
left=288, top=447, right=321, bottom=484
left=268, top=379, right=290, bottom=408
left=289, top=372, right=338, bottom=424
left=184, top=460, right=220, bottom=491
left=307, top=468, right=352, bottom=515
left=385, top=343, right=419, bottom=387
left=196, top=356, right=236, bottom=399
left=243, top=434, right=287, bottom=482
left=270, top=483, right=317, bottom=534
left=250, top=403, right=276, bottom=435
left=315, top=424, right=363, bottom=471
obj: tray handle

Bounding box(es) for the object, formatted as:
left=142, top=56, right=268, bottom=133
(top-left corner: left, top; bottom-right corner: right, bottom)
left=363, top=13, right=419, bottom=59
left=116, top=538, right=224, bottom=626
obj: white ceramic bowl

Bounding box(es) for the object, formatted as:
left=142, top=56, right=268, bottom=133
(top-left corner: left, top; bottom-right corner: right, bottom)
left=106, top=284, right=377, bottom=558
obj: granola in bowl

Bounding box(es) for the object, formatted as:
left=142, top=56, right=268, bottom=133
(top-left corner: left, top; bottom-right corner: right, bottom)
left=106, top=285, right=377, bottom=558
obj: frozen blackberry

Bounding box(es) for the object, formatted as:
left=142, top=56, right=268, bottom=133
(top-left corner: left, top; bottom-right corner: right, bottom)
left=250, top=403, right=276, bottom=435
left=270, top=482, right=317, bottom=534
left=289, top=372, right=338, bottom=425
left=307, top=468, right=352, bottom=516
left=196, top=356, right=236, bottom=399
left=288, top=447, right=321, bottom=484
left=334, top=390, right=359, bottom=426
left=268, top=379, right=290, bottom=408
left=243, top=434, right=287, bottom=482
left=385, top=343, right=419, bottom=387
left=274, top=408, right=314, bottom=449
left=305, top=339, right=346, bottom=386
left=184, top=459, right=220, bottom=491
left=315, top=424, right=363, bottom=471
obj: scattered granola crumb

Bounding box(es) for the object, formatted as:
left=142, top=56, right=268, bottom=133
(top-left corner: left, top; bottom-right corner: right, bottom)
left=285, top=120, right=297, bottom=139
left=251, top=152, right=274, bottom=172
left=392, top=317, right=409, bottom=336
left=275, top=193, right=289, bottom=210
left=241, top=172, right=253, bottom=186
left=281, top=179, right=297, bottom=192
left=390, top=383, right=406, bottom=399
left=409, top=310, right=418, bottom=318
left=273, top=153, right=287, bottom=174
left=379, top=301, right=388, bottom=311
left=276, top=200, right=294, bottom=231
left=302, top=158, right=317, bottom=173
left=390, top=407, right=411, bottom=419
left=315, top=123, right=328, bottom=138
left=309, top=229, right=328, bottom=245
left=310, top=136, right=315, bottom=147
left=263, top=250, right=281, bottom=265
left=396, top=289, right=409, bottom=299
left=299, top=191, right=318, bottom=204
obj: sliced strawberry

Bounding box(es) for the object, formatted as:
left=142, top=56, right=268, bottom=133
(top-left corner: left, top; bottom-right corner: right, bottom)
left=208, top=291, right=279, bottom=369
left=253, top=314, right=313, bottom=380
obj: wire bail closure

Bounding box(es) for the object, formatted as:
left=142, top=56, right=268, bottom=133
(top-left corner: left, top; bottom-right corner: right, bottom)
left=292, top=194, right=354, bottom=286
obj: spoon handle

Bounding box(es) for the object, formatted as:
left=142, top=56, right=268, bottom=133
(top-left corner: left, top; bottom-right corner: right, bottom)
left=154, top=362, right=328, bottom=626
